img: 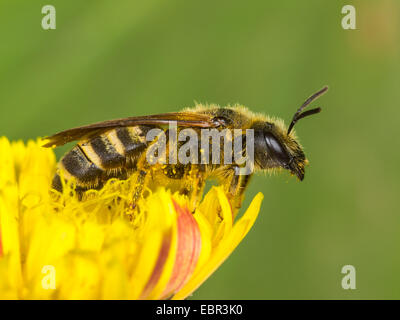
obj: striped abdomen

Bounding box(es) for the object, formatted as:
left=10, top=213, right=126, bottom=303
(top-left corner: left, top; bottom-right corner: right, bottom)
left=52, top=126, right=153, bottom=192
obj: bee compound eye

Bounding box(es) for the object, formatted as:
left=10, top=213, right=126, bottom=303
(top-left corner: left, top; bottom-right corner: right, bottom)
left=264, top=132, right=290, bottom=165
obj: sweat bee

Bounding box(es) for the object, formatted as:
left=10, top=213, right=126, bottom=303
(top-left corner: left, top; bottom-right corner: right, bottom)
left=43, top=86, right=327, bottom=211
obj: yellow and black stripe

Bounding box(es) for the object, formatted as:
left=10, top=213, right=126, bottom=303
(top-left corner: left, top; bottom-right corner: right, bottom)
left=52, top=126, right=153, bottom=192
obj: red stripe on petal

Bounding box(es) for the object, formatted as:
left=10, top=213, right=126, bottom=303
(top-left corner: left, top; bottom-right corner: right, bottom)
left=161, top=200, right=201, bottom=298
left=140, top=229, right=172, bottom=299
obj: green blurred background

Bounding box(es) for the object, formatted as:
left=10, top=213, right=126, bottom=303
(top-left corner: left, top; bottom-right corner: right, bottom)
left=1, top=0, right=399, bottom=299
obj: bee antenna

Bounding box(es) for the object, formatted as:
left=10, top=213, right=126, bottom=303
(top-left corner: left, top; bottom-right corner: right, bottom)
left=287, top=86, right=328, bottom=134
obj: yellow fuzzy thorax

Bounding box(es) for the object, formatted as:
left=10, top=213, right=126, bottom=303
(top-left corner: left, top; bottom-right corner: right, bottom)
left=185, top=103, right=306, bottom=173
left=186, top=103, right=300, bottom=138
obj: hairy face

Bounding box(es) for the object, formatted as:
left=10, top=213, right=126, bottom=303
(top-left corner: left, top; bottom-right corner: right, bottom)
left=253, top=122, right=307, bottom=180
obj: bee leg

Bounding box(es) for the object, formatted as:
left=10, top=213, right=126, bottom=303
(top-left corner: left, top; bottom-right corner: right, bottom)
left=130, top=152, right=154, bottom=209
left=225, top=166, right=253, bottom=216
left=190, top=179, right=205, bottom=213
left=180, top=166, right=205, bottom=213
left=130, top=169, right=148, bottom=209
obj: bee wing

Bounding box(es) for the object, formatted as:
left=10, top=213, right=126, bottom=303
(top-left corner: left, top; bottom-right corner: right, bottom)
left=42, top=112, right=220, bottom=148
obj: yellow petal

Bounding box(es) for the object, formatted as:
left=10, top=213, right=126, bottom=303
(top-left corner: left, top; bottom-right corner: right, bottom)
left=173, top=192, right=263, bottom=300
left=0, top=185, right=22, bottom=298
left=190, top=210, right=212, bottom=275
left=131, top=190, right=175, bottom=299
left=160, top=200, right=201, bottom=299
left=144, top=193, right=178, bottom=300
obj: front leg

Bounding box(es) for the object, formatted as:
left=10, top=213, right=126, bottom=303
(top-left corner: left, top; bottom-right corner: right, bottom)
left=222, top=166, right=253, bottom=216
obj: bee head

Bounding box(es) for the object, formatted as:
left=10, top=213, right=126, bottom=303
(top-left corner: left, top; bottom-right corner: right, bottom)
left=254, top=124, right=307, bottom=180
left=254, top=86, right=327, bottom=180
left=264, top=131, right=307, bottom=180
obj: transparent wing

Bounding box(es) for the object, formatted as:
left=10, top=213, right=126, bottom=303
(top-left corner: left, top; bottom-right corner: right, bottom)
left=42, top=112, right=220, bottom=147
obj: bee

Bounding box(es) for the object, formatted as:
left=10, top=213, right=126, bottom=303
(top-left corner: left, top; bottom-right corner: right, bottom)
left=43, top=86, right=327, bottom=211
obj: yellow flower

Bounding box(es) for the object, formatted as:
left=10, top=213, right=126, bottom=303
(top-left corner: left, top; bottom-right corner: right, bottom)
left=0, top=137, right=263, bottom=299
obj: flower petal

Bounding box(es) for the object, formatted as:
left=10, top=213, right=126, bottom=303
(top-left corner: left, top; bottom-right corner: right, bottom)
left=0, top=225, right=3, bottom=258
left=0, top=137, right=16, bottom=188
left=160, top=200, right=201, bottom=299
left=0, top=184, right=22, bottom=297
left=173, top=191, right=263, bottom=300
left=133, top=190, right=176, bottom=299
